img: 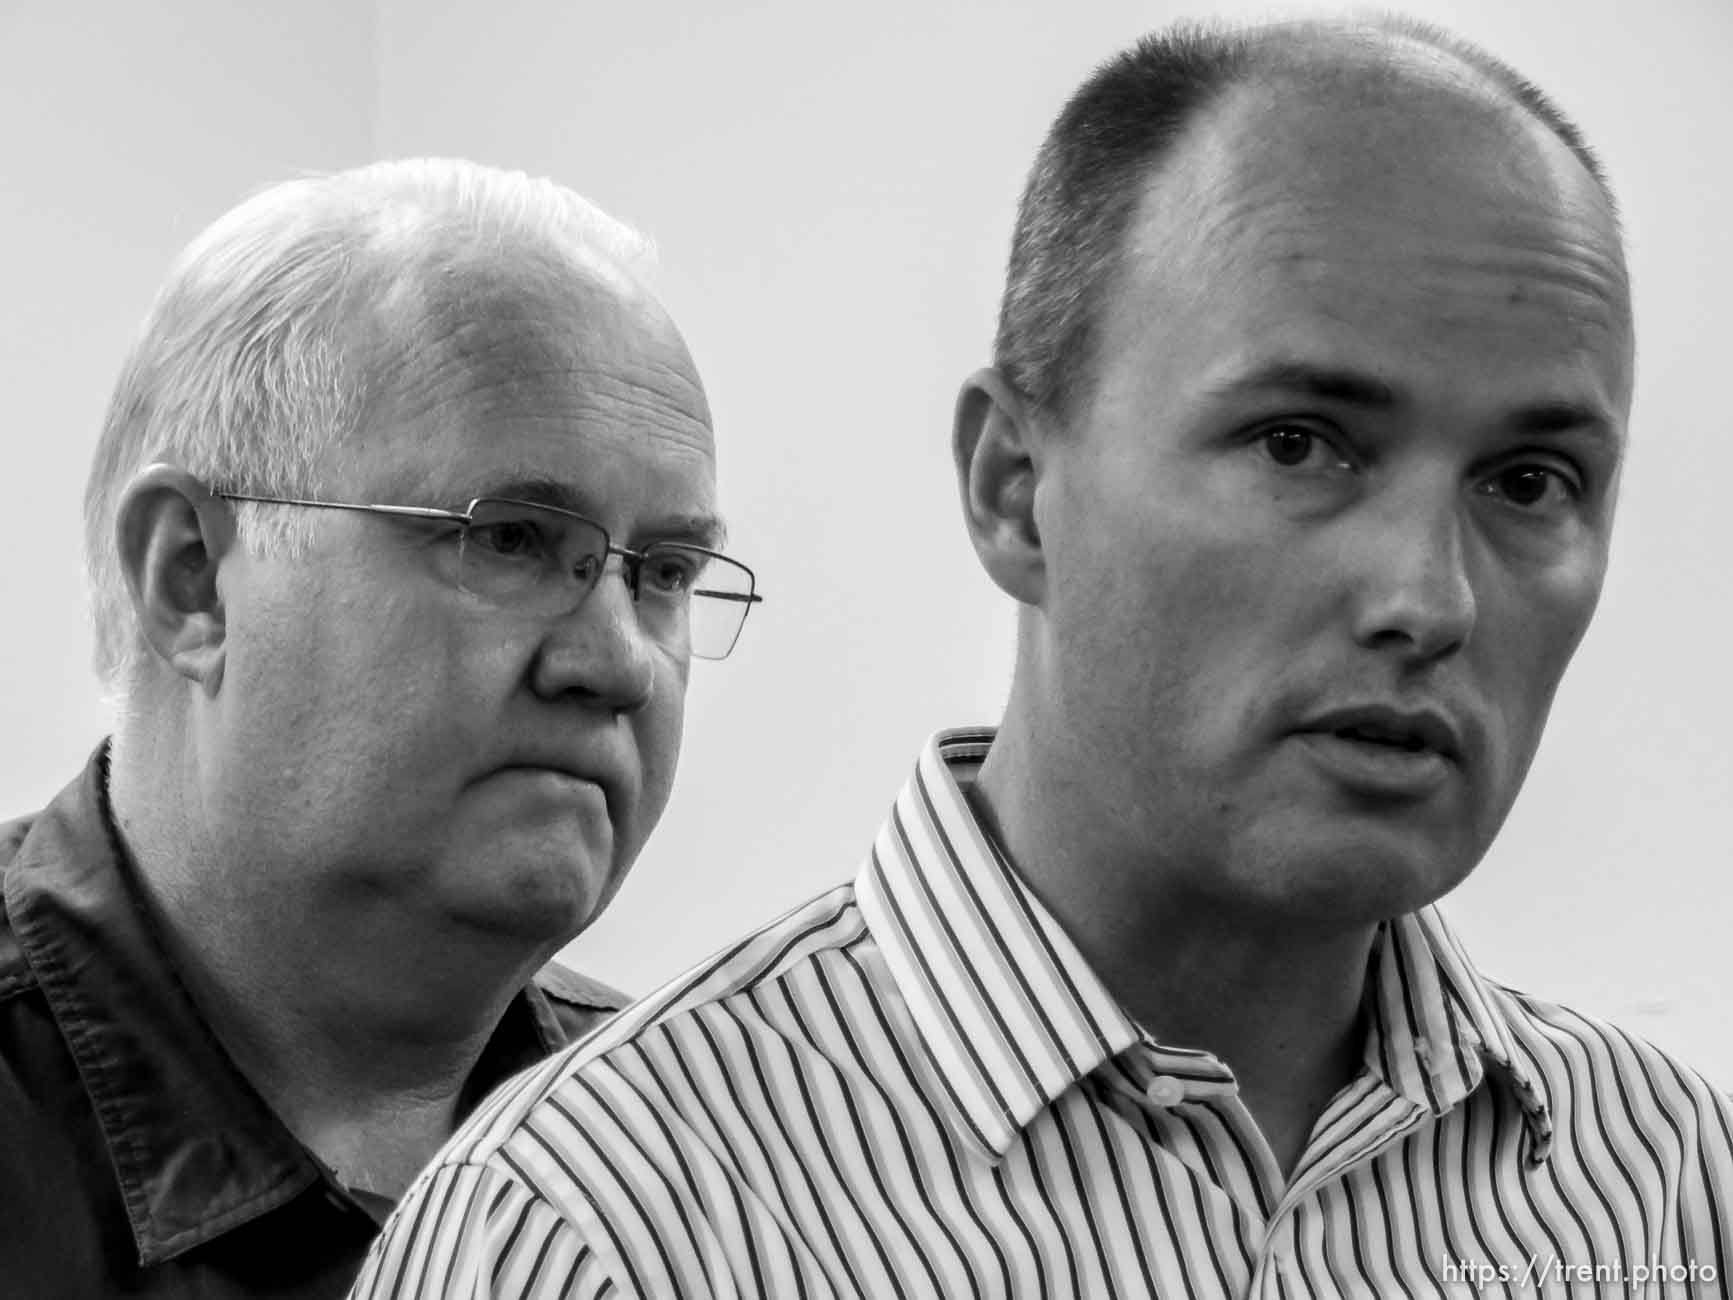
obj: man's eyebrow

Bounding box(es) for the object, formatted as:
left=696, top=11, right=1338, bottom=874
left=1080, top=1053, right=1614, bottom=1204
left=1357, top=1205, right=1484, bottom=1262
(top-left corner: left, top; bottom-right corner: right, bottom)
left=1209, top=361, right=1401, bottom=409
left=1506, top=400, right=1622, bottom=448
left=1210, top=363, right=1622, bottom=448
left=471, top=477, right=728, bottom=549
left=468, top=475, right=592, bottom=513
left=641, top=512, right=728, bottom=550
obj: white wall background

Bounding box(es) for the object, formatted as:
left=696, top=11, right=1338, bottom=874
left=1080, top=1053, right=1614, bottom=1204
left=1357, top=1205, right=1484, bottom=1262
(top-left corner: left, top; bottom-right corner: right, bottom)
left=4, top=0, right=1728, bottom=1084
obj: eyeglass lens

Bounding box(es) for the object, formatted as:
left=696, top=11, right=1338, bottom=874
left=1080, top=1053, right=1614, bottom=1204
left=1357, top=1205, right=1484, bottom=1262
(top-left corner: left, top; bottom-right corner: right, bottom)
left=456, top=499, right=755, bottom=659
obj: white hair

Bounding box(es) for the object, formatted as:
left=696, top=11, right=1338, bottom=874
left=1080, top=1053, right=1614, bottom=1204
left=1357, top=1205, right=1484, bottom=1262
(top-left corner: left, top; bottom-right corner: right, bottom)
left=83, top=158, right=657, bottom=693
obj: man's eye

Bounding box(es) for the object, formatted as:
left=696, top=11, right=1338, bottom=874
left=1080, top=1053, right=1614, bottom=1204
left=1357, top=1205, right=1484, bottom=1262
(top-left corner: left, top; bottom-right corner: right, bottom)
left=469, top=520, right=550, bottom=558
left=643, top=553, right=702, bottom=595
left=1257, top=424, right=1349, bottom=471
left=1480, top=464, right=1579, bottom=511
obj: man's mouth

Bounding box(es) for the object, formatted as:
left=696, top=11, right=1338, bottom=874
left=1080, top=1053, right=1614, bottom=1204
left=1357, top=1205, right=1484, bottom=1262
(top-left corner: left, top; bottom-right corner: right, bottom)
left=490, top=765, right=609, bottom=802
left=1290, top=704, right=1467, bottom=799
left=1300, top=705, right=1463, bottom=763
left=1331, top=722, right=1432, bottom=753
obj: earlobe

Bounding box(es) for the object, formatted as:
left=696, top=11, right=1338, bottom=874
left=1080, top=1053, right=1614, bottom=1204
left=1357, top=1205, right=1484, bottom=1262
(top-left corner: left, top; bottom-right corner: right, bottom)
left=115, top=464, right=235, bottom=690
left=953, top=368, right=1047, bottom=607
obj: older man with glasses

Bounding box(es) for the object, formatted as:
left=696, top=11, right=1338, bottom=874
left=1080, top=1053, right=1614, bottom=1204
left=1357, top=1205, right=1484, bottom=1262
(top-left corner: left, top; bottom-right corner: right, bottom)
left=0, top=158, right=758, bottom=1299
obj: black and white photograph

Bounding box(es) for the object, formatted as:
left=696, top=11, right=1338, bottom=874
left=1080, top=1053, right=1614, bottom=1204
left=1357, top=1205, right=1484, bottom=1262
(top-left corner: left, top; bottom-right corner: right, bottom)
left=2, top=1, right=1728, bottom=1295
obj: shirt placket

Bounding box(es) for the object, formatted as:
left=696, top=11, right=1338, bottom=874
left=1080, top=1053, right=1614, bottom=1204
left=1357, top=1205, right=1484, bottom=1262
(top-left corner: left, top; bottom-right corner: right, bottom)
left=1107, top=1047, right=1282, bottom=1296
left=1249, top=1080, right=1432, bottom=1297
left=1114, top=1040, right=1444, bottom=1297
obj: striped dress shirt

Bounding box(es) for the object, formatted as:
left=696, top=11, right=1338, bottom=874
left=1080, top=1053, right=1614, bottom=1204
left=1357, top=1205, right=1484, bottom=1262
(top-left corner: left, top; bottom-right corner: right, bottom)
left=351, top=729, right=1733, bottom=1299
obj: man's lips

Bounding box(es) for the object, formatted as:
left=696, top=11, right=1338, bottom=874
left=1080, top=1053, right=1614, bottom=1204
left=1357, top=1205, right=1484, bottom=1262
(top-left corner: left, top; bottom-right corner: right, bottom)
left=496, top=765, right=599, bottom=784
left=1288, top=702, right=1469, bottom=800
left=1290, top=731, right=1451, bottom=798
left=1295, top=703, right=1465, bottom=763
left=486, top=762, right=619, bottom=808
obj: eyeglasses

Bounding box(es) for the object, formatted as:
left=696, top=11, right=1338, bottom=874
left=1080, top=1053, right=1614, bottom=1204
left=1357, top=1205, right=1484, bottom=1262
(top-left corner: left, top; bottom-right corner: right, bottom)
left=216, top=492, right=762, bottom=660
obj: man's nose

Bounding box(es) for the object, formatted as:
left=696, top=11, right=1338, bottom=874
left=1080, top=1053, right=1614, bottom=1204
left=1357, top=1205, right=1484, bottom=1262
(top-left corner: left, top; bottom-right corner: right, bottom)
left=1347, top=487, right=1478, bottom=666
left=530, top=559, right=658, bottom=710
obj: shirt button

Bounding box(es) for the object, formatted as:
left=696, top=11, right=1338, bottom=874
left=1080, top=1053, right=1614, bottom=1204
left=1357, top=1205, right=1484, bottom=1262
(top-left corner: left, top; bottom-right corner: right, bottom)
left=1146, top=1075, right=1186, bottom=1106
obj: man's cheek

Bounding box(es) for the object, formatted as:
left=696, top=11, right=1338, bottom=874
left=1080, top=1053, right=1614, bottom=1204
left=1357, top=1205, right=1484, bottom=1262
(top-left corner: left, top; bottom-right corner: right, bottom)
left=640, top=709, right=681, bottom=808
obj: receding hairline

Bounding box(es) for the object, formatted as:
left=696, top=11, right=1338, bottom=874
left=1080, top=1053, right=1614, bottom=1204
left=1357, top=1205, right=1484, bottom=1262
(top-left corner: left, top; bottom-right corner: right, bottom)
left=1247, top=16, right=1610, bottom=183
left=1138, top=18, right=1618, bottom=226
left=1145, top=26, right=1623, bottom=240
left=1015, top=15, right=1624, bottom=419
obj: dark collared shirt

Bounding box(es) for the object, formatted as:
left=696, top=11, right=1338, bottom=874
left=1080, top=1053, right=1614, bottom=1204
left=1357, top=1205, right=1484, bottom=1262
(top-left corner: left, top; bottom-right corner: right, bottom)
left=0, top=746, right=628, bottom=1300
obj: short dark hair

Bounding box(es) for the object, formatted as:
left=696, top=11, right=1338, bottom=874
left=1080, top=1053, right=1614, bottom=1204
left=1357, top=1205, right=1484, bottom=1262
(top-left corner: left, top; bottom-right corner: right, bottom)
left=993, top=17, right=1615, bottom=418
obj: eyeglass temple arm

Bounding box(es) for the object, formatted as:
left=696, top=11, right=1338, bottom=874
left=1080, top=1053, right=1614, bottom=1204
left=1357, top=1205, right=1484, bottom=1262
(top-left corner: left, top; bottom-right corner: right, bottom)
left=215, top=493, right=470, bottom=523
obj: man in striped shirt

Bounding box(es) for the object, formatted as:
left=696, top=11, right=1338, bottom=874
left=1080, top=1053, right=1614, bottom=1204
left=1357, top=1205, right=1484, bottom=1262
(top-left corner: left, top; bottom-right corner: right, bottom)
left=353, top=17, right=1732, bottom=1299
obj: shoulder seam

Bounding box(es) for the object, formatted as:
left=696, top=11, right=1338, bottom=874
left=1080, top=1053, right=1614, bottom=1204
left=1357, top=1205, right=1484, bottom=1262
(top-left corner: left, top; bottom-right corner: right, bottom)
left=572, top=887, right=866, bottom=1070
left=448, top=886, right=866, bottom=1168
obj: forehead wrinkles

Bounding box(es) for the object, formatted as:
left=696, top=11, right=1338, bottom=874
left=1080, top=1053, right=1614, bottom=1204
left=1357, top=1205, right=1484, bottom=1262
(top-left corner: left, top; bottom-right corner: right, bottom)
left=1211, top=199, right=1627, bottom=347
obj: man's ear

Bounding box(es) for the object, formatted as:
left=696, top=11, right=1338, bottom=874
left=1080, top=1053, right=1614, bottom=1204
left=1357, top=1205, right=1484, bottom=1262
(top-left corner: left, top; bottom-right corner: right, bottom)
left=953, top=368, right=1049, bottom=608
left=114, top=464, right=238, bottom=690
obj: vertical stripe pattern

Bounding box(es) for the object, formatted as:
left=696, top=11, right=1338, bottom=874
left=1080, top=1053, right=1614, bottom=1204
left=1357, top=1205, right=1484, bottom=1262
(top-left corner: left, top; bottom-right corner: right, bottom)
left=351, top=729, right=1733, bottom=1299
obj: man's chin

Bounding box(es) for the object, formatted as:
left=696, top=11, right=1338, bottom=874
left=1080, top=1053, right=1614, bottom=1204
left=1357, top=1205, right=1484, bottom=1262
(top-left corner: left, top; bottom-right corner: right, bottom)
left=443, top=840, right=616, bottom=945
left=1234, top=817, right=1486, bottom=928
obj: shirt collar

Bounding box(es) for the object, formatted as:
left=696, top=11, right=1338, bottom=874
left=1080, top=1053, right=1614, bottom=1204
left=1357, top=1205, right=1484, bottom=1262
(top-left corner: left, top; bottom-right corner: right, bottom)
left=854, top=728, right=1144, bottom=1159
left=856, top=728, right=1554, bottom=1163
left=3, top=745, right=585, bottom=1263
left=1369, top=907, right=1555, bottom=1163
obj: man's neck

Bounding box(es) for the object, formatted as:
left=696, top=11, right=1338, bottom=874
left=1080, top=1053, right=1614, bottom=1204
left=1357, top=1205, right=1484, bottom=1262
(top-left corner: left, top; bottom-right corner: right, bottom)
left=969, top=725, right=1378, bottom=1180
left=105, top=724, right=537, bottom=1198
left=162, top=962, right=498, bottom=1198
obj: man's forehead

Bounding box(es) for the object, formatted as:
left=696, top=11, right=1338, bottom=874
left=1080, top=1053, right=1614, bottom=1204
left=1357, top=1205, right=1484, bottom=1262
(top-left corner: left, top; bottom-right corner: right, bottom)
left=364, top=384, right=717, bottom=495
left=376, top=256, right=676, bottom=387
left=1113, top=209, right=1634, bottom=428
left=352, top=251, right=709, bottom=435
left=329, top=256, right=715, bottom=513
left=1086, top=58, right=1636, bottom=432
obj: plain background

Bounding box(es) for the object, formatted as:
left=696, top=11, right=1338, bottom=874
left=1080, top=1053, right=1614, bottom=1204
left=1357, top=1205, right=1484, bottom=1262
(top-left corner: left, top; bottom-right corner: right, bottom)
left=2, top=0, right=1727, bottom=1084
